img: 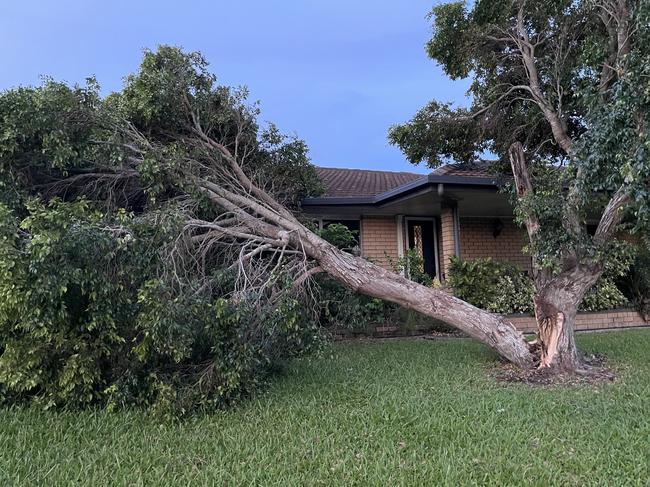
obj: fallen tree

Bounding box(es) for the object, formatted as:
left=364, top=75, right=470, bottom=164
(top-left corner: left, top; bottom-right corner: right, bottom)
left=3, top=4, right=649, bottom=382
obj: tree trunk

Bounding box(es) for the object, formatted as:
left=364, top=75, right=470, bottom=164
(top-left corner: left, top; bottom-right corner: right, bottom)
left=197, top=179, right=535, bottom=369
left=532, top=266, right=602, bottom=372
left=301, top=230, right=535, bottom=368
left=533, top=296, right=581, bottom=370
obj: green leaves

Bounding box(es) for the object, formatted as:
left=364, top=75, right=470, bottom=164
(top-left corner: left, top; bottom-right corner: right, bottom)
left=0, top=44, right=328, bottom=415
left=581, top=278, right=628, bottom=311
left=389, top=101, right=483, bottom=166
left=447, top=255, right=632, bottom=314
left=318, top=223, right=358, bottom=250
left=395, top=0, right=650, bottom=283
left=426, top=2, right=473, bottom=80
left=447, top=257, right=535, bottom=314
left=0, top=196, right=323, bottom=415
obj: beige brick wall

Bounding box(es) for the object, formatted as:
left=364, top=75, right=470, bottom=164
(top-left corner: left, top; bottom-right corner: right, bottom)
left=459, top=217, right=532, bottom=272
left=332, top=308, right=648, bottom=338
left=440, top=207, right=456, bottom=278
left=361, top=216, right=398, bottom=269
left=507, top=308, right=646, bottom=333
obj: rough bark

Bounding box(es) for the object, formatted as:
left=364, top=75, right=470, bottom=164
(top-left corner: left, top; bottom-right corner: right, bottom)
left=532, top=265, right=602, bottom=371
left=533, top=289, right=581, bottom=371
left=299, top=229, right=535, bottom=368
left=508, top=142, right=551, bottom=285
left=534, top=303, right=579, bottom=370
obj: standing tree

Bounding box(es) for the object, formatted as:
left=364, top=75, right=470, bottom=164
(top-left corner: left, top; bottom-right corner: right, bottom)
left=390, top=0, right=650, bottom=371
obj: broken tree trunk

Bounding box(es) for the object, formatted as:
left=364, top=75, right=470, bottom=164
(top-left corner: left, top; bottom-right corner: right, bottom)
left=191, top=158, right=535, bottom=369
left=298, top=228, right=535, bottom=368
left=533, top=296, right=581, bottom=370
left=532, top=266, right=602, bottom=371
left=508, top=141, right=604, bottom=373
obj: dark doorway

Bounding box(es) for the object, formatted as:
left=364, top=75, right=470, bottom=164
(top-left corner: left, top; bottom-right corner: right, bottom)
left=406, top=219, right=437, bottom=279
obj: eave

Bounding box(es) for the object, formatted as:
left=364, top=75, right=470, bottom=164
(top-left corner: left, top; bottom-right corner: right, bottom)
left=302, top=174, right=501, bottom=207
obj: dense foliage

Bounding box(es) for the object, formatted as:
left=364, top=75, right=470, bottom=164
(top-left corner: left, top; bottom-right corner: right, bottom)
left=447, top=257, right=629, bottom=315
left=447, top=257, right=536, bottom=314
left=311, top=223, right=382, bottom=328
left=390, top=248, right=435, bottom=287
left=0, top=47, right=325, bottom=415
left=618, top=250, right=650, bottom=320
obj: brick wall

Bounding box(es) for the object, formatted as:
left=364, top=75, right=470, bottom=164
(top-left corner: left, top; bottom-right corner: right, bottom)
left=459, top=217, right=532, bottom=272
left=507, top=308, right=646, bottom=333
left=361, top=216, right=398, bottom=269
left=333, top=308, right=648, bottom=339
left=440, top=207, right=456, bottom=278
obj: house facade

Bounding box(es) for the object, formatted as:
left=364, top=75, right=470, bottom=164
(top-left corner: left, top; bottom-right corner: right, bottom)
left=303, top=163, right=648, bottom=334
left=303, top=163, right=531, bottom=281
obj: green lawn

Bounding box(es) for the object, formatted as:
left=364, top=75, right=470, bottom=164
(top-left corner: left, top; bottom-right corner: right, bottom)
left=2, top=330, right=650, bottom=486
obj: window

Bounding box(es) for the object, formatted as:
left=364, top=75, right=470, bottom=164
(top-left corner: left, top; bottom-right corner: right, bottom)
left=322, top=220, right=360, bottom=244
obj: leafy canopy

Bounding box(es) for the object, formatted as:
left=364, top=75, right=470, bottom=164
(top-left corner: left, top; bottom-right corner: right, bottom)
left=390, top=0, right=650, bottom=272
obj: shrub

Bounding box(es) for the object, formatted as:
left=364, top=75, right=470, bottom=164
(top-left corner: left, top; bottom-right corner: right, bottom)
left=391, top=249, right=434, bottom=286
left=318, top=223, right=358, bottom=252
left=0, top=200, right=321, bottom=416
left=447, top=256, right=629, bottom=315
left=581, top=278, right=628, bottom=312
left=618, top=249, right=650, bottom=321
left=315, top=276, right=388, bottom=330
left=315, top=222, right=390, bottom=330
left=447, top=257, right=534, bottom=314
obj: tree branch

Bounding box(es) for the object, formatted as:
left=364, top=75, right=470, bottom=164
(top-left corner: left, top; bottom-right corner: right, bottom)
left=594, top=186, right=632, bottom=244
left=514, top=4, right=573, bottom=154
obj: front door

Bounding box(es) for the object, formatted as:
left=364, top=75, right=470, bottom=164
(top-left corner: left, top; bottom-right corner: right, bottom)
left=406, top=219, right=437, bottom=279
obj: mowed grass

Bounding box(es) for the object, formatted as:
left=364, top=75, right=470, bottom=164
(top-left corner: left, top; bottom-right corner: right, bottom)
left=2, top=331, right=650, bottom=486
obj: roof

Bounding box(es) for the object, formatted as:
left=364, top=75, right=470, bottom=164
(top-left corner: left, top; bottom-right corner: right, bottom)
left=315, top=167, right=423, bottom=197
left=432, top=161, right=497, bottom=179
left=308, top=162, right=500, bottom=205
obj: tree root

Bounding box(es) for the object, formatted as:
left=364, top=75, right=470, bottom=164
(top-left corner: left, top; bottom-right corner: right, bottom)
left=493, top=354, right=616, bottom=386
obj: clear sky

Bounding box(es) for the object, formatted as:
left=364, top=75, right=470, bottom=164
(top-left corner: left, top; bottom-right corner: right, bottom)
left=1, top=0, right=471, bottom=173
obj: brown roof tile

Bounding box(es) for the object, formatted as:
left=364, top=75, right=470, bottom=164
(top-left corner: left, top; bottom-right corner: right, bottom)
left=432, top=161, right=496, bottom=178
left=315, top=167, right=424, bottom=197
left=314, top=161, right=498, bottom=198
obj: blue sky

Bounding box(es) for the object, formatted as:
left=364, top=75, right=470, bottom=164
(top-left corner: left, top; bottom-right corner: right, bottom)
left=1, top=1, right=471, bottom=173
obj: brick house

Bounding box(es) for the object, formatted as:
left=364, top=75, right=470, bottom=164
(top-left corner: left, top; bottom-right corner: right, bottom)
left=303, top=163, right=531, bottom=281
left=302, top=163, right=647, bottom=333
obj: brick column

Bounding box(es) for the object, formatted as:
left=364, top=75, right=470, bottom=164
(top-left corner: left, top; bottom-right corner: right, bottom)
left=440, top=204, right=458, bottom=280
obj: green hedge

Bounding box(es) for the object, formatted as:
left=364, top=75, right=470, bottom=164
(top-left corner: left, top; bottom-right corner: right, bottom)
left=446, top=256, right=629, bottom=315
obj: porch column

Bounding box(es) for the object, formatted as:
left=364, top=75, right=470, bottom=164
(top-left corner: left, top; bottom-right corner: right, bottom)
left=440, top=203, right=460, bottom=280
left=395, top=215, right=406, bottom=276
left=396, top=215, right=405, bottom=259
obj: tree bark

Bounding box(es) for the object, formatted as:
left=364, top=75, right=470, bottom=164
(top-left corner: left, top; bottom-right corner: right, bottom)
left=508, top=141, right=609, bottom=372
left=191, top=177, right=535, bottom=368
left=299, top=229, right=535, bottom=368
left=532, top=266, right=601, bottom=371
left=533, top=294, right=581, bottom=370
